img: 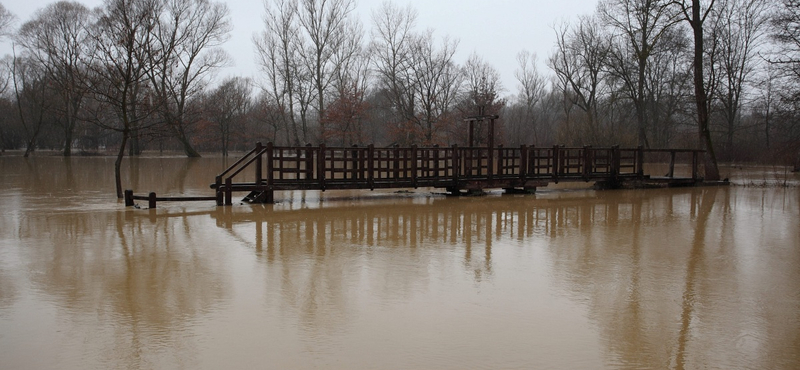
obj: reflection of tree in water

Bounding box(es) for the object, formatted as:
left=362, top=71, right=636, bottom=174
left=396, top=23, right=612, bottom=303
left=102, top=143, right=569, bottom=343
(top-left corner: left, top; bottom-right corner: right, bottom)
left=0, top=268, right=16, bottom=314
left=543, top=187, right=800, bottom=369
left=17, top=209, right=230, bottom=368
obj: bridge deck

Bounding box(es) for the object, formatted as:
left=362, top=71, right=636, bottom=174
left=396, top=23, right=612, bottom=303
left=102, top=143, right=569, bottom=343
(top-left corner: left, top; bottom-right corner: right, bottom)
left=125, top=143, right=708, bottom=208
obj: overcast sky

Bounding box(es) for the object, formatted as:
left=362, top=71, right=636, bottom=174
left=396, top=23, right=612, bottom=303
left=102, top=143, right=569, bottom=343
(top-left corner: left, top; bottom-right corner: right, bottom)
left=1, top=0, right=599, bottom=98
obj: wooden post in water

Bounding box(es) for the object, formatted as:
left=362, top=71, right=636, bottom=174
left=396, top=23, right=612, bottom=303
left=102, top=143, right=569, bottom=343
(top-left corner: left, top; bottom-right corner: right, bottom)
left=368, top=144, right=375, bottom=190
left=305, top=144, right=313, bottom=181
left=255, top=142, right=263, bottom=185
left=433, top=145, right=441, bottom=179
left=215, top=176, right=223, bottom=206
left=393, top=144, right=400, bottom=180
left=552, top=145, right=560, bottom=183
left=637, top=145, right=645, bottom=178
left=318, top=144, right=326, bottom=190
left=668, top=151, right=676, bottom=178
left=411, top=145, right=418, bottom=187
left=488, top=116, right=495, bottom=180
left=611, top=145, right=620, bottom=181
left=124, top=189, right=134, bottom=207
left=225, top=177, right=233, bottom=205
left=452, top=144, right=460, bottom=186
left=583, top=145, right=592, bottom=180
left=148, top=192, right=157, bottom=209
left=266, top=142, right=274, bottom=203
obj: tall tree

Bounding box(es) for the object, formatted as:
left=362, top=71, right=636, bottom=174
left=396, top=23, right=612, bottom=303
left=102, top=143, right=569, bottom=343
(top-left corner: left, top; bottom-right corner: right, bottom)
left=296, top=0, right=356, bottom=125
left=406, top=30, right=461, bottom=144
left=599, top=0, right=681, bottom=148
left=0, top=3, right=14, bottom=38
left=17, top=1, right=93, bottom=156
left=9, top=54, right=54, bottom=157
left=369, top=1, right=417, bottom=135
left=770, top=0, right=800, bottom=170
left=672, top=0, right=721, bottom=181
left=0, top=5, right=15, bottom=153
left=713, top=0, right=770, bottom=160
left=513, top=50, right=546, bottom=144
left=548, top=16, right=611, bottom=144
left=147, top=0, right=231, bottom=157
left=771, top=0, right=800, bottom=85
left=254, top=0, right=308, bottom=145
left=203, top=76, right=251, bottom=156
left=86, top=0, right=162, bottom=198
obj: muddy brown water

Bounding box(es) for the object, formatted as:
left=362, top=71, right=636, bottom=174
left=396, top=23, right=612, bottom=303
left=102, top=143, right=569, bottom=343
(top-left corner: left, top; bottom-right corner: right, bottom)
left=0, top=155, right=798, bottom=369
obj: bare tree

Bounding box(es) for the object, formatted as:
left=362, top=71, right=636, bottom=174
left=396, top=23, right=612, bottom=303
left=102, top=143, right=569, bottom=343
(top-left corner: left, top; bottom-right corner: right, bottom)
left=0, top=4, right=14, bottom=152
left=770, top=0, right=800, bottom=170
left=9, top=54, right=55, bottom=157
left=147, top=0, right=231, bottom=157
left=406, top=30, right=461, bottom=144
left=513, top=50, right=547, bottom=143
left=672, top=0, right=721, bottom=181
left=85, top=0, right=162, bottom=198
left=296, top=0, right=356, bottom=124
left=369, top=1, right=417, bottom=135
left=548, top=16, right=612, bottom=144
left=0, top=3, right=14, bottom=39
left=644, top=27, right=692, bottom=147
left=712, top=0, right=770, bottom=160
left=16, top=1, right=94, bottom=156
left=599, top=0, right=681, bottom=148
left=771, top=0, right=800, bottom=84
left=322, top=19, right=370, bottom=145
left=203, top=76, right=252, bottom=156
left=254, top=0, right=308, bottom=145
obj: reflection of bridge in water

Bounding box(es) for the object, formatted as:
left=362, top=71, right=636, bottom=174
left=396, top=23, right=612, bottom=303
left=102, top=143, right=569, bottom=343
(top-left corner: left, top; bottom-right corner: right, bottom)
left=209, top=188, right=700, bottom=261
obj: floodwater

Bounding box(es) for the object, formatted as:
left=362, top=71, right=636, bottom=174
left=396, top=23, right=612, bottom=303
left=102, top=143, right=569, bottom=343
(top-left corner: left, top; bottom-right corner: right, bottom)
left=0, top=155, right=798, bottom=370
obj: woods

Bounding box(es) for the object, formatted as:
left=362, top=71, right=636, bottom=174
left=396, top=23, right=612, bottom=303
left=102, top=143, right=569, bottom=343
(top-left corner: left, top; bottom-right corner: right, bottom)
left=1, top=0, right=799, bottom=175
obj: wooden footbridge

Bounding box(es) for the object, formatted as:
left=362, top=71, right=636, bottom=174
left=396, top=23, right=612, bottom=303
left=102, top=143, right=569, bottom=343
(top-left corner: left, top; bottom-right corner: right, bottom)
left=125, top=142, right=708, bottom=208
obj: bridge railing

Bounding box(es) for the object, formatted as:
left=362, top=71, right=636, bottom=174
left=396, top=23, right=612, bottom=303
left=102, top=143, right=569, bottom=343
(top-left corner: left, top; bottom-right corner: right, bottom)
left=213, top=143, right=704, bottom=205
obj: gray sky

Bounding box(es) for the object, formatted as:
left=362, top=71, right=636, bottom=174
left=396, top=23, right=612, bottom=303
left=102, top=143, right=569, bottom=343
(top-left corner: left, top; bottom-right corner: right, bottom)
left=1, top=0, right=598, bottom=98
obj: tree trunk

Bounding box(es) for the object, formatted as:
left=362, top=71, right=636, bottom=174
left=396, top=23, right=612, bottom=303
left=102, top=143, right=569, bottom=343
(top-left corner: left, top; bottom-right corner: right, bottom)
left=178, top=133, right=201, bottom=158
left=115, top=131, right=129, bottom=199
left=24, top=138, right=35, bottom=158
left=689, top=0, right=720, bottom=181
left=63, top=124, right=74, bottom=157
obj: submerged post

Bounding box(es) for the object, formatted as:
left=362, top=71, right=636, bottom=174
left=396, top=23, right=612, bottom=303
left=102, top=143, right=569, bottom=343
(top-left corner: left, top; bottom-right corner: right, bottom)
left=611, top=145, right=621, bottom=180
left=552, top=145, right=560, bottom=183
left=583, top=145, right=592, bottom=180
left=637, top=145, right=645, bottom=178
left=124, top=189, right=134, bottom=207
left=215, top=175, right=223, bottom=206
left=668, top=151, right=676, bottom=178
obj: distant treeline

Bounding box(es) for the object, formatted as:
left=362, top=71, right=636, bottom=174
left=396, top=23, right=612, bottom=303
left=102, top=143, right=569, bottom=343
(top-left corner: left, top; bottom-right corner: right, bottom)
left=0, top=0, right=798, bottom=169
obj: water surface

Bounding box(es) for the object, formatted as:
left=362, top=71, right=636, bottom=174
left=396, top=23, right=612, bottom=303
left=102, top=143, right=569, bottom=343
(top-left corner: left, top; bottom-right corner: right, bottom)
left=0, top=156, right=798, bottom=369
